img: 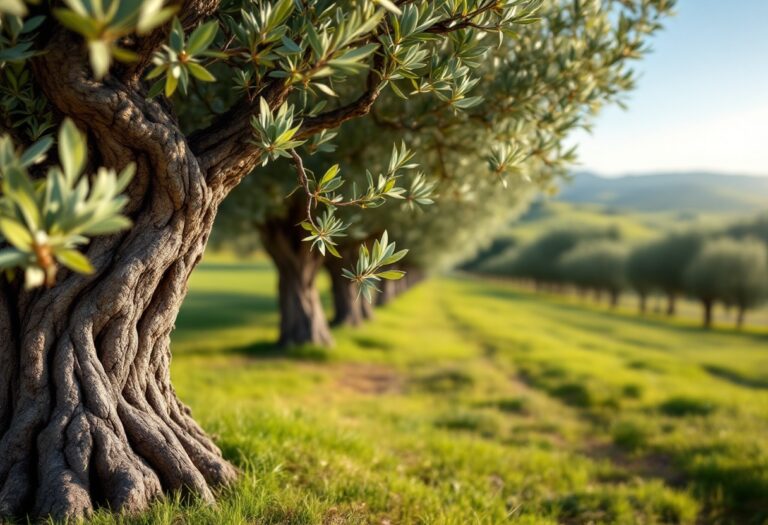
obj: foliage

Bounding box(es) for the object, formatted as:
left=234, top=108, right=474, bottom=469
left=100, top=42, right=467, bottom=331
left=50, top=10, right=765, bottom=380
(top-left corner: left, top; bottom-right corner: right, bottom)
left=684, top=237, right=768, bottom=313
left=503, top=225, right=619, bottom=284
left=341, top=230, right=408, bottom=301
left=147, top=18, right=221, bottom=97
left=627, top=241, right=662, bottom=296
left=53, top=0, right=175, bottom=78
left=636, top=231, right=706, bottom=297
left=214, top=0, right=676, bottom=286
left=727, top=213, right=768, bottom=245
left=559, top=240, right=629, bottom=295
left=2, top=0, right=591, bottom=291
left=0, top=120, right=133, bottom=287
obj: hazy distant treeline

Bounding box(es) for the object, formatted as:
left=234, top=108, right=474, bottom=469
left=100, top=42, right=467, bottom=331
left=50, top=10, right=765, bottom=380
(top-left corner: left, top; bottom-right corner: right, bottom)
left=475, top=214, right=768, bottom=328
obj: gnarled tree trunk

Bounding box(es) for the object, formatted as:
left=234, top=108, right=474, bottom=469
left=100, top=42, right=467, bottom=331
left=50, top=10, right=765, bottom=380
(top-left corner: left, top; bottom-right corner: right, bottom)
left=259, top=202, right=332, bottom=347
left=0, top=28, right=271, bottom=520
left=325, top=243, right=373, bottom=327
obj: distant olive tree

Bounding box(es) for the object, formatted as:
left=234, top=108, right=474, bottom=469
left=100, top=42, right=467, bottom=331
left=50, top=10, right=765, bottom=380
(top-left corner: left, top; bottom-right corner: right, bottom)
left=559, top=240, right=629, bottom=308
left=506, top=226, right=618, bottom=289
left=627, top=242, right=662, bottom=313
left=640, top=231, right=706, bottom=316
left=727, top=214, right=768, bottom=245
left=684, top=238, right=768, bottom=328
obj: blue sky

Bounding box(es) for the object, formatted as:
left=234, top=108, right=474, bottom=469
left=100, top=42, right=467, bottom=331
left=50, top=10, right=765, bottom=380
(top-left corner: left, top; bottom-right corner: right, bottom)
left=570, top=0, right=768, bottom=177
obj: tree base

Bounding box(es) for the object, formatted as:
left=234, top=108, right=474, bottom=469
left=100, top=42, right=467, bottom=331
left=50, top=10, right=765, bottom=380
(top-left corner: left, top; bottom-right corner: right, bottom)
left=0, top=329, right=237, bottom=521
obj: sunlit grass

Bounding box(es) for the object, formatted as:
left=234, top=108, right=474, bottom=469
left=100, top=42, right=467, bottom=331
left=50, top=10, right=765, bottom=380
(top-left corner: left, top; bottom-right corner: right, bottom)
left=84, top=259, right=767, bottom=524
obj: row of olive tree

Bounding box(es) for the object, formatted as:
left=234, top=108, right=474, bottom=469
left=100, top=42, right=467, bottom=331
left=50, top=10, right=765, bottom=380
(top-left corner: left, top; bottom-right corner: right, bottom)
left=484, top=222, right=768, bottom=328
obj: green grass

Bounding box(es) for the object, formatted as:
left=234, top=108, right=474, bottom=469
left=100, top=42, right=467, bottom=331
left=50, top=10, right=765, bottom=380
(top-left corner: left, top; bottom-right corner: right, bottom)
left=87, top=258, right=768, bottom=524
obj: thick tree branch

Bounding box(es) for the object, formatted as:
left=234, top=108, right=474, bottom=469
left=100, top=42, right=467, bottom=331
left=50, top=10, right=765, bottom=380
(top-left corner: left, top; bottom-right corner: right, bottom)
left=297, top=54, right=385, bottom=139
left=191, top=80, right=290, bottom=189
left=297, top=85, right=381, bottom=140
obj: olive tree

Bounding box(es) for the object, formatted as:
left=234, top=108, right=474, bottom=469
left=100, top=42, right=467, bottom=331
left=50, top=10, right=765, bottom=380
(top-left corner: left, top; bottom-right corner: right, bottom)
left=559, top=240, right=629, bottom=307
left=0, top=0, right=625, bottom=518
left=627, top=241, right=661, bottom=313
left=685, top=238, right=768, bottom=329
left=218, top=0, right=675, bottom=344
left=639, top=231, right=705, bottom=316
left=503, top=225, right=617, bottom=289
left=727, top=213, right=768, bottom=245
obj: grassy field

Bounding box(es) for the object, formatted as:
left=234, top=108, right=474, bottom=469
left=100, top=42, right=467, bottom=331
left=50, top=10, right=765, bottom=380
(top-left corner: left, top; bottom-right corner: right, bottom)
left=88, top=258, right=768, bottom=525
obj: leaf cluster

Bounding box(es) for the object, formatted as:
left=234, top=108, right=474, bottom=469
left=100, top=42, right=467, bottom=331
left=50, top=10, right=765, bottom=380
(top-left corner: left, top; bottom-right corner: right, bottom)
left=0, top=120, right=133, bottom=287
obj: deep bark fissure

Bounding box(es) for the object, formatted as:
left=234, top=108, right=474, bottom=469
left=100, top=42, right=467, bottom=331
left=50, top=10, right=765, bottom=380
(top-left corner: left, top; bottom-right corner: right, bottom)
left=0, top=32, right=242, bottom=521
left=259, top=204, right=333, bottom=347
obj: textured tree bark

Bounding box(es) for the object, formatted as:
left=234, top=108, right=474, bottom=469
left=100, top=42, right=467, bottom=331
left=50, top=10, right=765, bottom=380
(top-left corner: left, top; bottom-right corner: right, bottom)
left=0, top=33, right=247, bottom=521
left=325, top=244, right=373, bottom=327
left=259, top=205, right=333, bottom=347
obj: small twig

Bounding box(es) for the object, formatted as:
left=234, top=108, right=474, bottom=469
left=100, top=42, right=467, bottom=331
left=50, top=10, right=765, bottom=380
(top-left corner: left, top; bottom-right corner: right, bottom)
left=289, top=149, right=317, bottom=230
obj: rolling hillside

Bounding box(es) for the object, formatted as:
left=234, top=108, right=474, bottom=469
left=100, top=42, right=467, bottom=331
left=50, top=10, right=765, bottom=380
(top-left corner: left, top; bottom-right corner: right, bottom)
left=557, top=171, right=768, bottom=213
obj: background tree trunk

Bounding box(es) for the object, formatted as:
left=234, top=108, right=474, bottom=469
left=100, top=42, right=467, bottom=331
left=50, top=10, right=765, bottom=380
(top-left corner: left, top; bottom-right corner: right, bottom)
left=609, top=290, right=620, bottom=309
left=736, top=306, right=745, bottom=329
left=702, top=299, right=714, bottom=328
left=259, top=203, right=333, bottom=347
left=376, top=268, right=400, bottom=307
left=404, top=266, right=426, bottom=289
left=666, top=292, right=677, bottom=316
left=325, top=243, right=373, bottom=327
left=638, top=292, right=647, bottom=314
left=0, top=34, right=240, bottom=521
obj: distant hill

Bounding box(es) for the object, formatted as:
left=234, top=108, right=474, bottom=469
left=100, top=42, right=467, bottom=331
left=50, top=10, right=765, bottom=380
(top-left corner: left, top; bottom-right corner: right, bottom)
left=556, top=172, right=768, bottom=213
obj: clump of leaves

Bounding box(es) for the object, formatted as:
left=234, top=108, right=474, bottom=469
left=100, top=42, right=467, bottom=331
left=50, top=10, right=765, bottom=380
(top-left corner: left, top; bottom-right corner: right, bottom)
left=147, top=18, right=222, bottom=97
left=250, top=99, right=306, bottom=165
left=53, top=0, right=176, bottom=78
left=0, top=119, right=133, bottom=287
left=342, top=231, right=408, bottom=302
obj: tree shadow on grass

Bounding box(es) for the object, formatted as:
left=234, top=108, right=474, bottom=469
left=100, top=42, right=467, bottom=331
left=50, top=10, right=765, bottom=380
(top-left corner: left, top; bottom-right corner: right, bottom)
left=231, top=340, right=332, bottom=362
left=176, top=291, right=277, bottom=333
left=195, top=261, right=272, bottom=272
left=179, top=338, right=333, bottom=363
left=702, top=363, right=768, bottom=390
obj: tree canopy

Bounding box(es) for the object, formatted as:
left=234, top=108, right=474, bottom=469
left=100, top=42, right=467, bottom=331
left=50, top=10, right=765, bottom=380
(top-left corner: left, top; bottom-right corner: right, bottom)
left=0, top=0, right=675, bottom=520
